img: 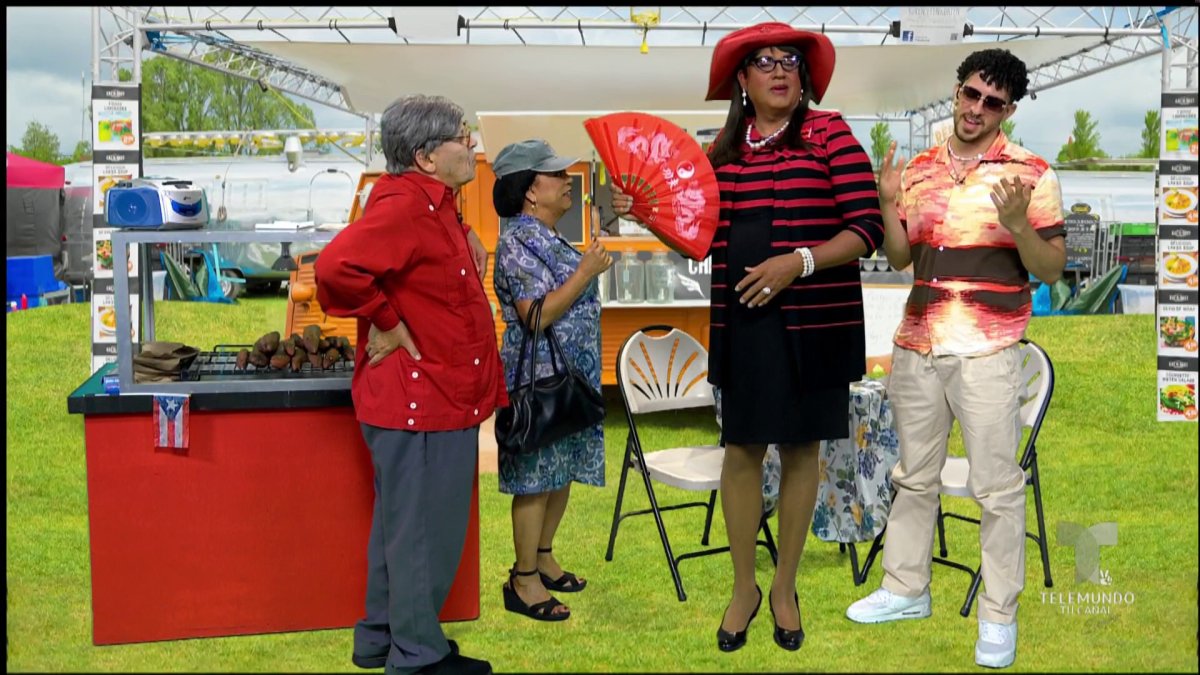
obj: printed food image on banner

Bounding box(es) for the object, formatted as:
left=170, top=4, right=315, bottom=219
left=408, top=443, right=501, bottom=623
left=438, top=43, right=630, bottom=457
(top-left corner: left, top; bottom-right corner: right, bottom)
left=92, top=294, right=139, bottom=343
left=1160, top=242, right=1199, bottom=290
left=1159, top=185, right=1199, bottom=225
left=92, top=228, right=137, bottom=278
left=93, top=97, right=140, bottom=152
left=1158, top=370, right=1198, bottom=422
left=1158, top=303, right=1199, bottom=357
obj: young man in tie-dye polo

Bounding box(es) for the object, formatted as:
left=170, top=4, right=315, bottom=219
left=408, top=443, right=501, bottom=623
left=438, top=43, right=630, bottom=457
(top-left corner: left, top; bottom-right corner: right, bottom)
left=846, top=48, right=1066, bottom=670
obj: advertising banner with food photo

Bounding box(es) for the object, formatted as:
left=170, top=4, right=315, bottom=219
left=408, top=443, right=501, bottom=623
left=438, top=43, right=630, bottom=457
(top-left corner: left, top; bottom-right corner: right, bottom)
left=1156, top=92, right=1198, bottom=423
left=92, top=85, right=140, bottom=153
left=91, top=228, right=139, bottom=279
left=1159, top=181, right=1199, bottom=226
left=90, top=85, right=142, bottom=375
left=91, top=293, right=139, bottom=346
left=1161, top=92, right=1199, bottom=162
left=1157, top=369, right=1198, bottom=422
left=1160, top=242, right=1199, bottom=291
left=1157, top=303, right=1198, bottom=359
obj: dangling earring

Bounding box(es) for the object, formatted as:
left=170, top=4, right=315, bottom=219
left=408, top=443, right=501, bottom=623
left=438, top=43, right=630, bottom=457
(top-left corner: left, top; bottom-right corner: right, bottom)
left=741, top=90, right=748, bottom=109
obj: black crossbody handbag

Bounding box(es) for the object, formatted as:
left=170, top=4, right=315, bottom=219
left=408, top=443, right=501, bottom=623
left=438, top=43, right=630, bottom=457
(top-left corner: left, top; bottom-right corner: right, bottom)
left=494, top=296, right=605, bottom=454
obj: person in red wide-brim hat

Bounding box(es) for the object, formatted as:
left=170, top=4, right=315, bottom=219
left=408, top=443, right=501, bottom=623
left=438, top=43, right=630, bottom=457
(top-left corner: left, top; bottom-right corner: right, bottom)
left=612, top=20, right=885, bottom=656
left=706, top=22, right=836, bottom=103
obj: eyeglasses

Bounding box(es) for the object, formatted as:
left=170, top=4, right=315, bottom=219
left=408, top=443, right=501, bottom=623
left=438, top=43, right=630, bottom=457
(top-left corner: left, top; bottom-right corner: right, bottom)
left=540, top=169, right=569, bottom=179
left=747, top=53, right=802, bottom=74
left=442, top=126, right=473, bottom=147
left=957, top=84, right=1009, bottom=113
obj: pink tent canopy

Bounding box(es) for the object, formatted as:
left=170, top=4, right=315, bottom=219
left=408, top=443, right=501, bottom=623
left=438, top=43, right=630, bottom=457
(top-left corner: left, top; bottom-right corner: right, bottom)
left=6, top=152, right=65, bottom=190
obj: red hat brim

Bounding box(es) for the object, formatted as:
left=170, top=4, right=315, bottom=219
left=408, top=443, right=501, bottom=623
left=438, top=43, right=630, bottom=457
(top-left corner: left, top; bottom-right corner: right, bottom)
left=706, top=22, right=836, bottom=104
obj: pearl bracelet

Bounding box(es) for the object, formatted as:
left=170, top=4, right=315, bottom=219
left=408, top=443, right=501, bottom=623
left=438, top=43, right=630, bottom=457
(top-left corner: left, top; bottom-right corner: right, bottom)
left=794, top=247, right=815, bottom=278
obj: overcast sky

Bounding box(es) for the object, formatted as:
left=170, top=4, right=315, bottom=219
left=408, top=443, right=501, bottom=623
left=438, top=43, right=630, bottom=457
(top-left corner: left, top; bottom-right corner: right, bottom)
left=5, top=6, right=1177, bottom=160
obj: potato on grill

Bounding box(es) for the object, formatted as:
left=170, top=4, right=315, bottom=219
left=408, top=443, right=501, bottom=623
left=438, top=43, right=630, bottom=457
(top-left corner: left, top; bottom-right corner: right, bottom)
left=255, top=331, right=281, bottom=356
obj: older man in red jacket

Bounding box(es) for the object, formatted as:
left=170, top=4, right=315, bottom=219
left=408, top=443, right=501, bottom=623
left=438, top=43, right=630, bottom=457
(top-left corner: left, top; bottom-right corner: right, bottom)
left=316, top=94, right=506, bottom=675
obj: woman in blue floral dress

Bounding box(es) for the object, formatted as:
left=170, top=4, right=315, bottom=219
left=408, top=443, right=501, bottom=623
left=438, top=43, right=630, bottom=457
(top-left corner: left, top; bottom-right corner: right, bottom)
left=490, top=140, right=613, bottom=622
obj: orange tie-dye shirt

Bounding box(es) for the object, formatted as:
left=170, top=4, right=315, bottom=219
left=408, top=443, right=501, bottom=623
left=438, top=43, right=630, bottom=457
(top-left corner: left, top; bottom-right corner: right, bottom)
left=894, top=131, right=1065, bottom=357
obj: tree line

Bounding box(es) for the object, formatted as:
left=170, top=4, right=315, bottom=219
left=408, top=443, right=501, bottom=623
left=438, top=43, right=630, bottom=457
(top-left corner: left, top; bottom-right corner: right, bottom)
left=8, top=54, right=315, bottom=165
left=867, top=109, right=1162, bottom=170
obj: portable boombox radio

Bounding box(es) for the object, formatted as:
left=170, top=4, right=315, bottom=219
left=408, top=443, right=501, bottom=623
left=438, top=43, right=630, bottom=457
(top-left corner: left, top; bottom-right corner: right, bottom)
left=104, top=177, right=208, bottom=229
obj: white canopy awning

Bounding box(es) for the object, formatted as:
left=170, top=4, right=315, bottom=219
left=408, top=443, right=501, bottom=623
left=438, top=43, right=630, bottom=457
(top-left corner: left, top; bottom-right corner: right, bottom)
left=247, top=36, right=1101, bottom=161
left=248, top=36, right=1099, bottom=116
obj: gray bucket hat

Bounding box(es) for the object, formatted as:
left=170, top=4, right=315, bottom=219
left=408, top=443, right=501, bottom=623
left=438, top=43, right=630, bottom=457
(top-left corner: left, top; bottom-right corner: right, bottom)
left=492, top=139, right=576, bottom=178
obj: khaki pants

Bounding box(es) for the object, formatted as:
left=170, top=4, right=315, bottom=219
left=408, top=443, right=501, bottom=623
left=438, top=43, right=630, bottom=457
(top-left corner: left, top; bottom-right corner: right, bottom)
left=880, top=344, right=1026, bottom=624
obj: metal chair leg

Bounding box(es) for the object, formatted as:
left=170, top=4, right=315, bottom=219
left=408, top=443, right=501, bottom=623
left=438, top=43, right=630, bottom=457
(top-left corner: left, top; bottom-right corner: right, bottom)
left=605, top=437, right=635, bottom=562
left=961, top=568, right=983, bottom=617
left=700, top=489, right=717, bottom=546
left=937, top=503, right=948, bottom=557
left=632, top=448, right=688, bottom=601
left=1031, top=459, right=1054, bottom=588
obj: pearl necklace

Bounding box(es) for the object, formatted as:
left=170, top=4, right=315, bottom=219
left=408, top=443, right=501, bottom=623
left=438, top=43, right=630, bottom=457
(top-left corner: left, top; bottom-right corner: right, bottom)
left=745, top=119, right=789, bottom=150
left=946, top=140, right=984, bottom=162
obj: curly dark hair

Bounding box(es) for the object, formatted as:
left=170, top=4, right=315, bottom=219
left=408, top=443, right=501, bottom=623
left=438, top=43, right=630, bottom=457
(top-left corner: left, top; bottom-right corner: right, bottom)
left=956, top=48, right=1029, bottom=102
left=492, top=169, right=537, bottom=218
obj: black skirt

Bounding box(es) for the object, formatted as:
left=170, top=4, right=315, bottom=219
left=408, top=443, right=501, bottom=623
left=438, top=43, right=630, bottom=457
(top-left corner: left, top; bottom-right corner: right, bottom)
left=720, top=211, right=849, bottom=445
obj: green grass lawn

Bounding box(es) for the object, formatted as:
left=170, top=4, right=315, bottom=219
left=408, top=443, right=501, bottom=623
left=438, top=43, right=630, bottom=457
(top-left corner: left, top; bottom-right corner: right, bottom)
left=6, top=300, right=1198, bottom=672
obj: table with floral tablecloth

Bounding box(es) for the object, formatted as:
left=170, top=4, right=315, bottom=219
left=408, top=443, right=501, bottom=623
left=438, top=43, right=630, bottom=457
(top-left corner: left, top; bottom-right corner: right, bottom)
left=715, top=379, right=900, bottom=544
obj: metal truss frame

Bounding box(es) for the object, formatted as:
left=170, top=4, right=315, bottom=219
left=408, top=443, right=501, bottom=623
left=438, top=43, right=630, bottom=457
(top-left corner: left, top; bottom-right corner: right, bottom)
left=96, top=6, right=1197, bottom=151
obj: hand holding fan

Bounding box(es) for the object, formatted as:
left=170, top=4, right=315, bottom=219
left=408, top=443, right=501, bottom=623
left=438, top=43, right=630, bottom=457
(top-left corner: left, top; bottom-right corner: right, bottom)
left=583, top=112, right=719, bottom=260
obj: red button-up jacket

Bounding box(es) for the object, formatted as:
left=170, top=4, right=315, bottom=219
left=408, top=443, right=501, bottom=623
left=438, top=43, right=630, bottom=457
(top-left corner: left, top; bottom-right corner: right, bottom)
left=315, top=171, right=507, bottom=431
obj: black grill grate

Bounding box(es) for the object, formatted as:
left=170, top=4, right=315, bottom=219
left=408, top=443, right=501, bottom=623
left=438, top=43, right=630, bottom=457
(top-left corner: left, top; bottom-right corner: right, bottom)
left=180, top=345, right=354, bottom=381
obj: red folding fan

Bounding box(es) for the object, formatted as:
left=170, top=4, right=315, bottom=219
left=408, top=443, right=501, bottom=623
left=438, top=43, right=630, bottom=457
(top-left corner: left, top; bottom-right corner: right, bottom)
left=583, top=112, right=719, bottom=260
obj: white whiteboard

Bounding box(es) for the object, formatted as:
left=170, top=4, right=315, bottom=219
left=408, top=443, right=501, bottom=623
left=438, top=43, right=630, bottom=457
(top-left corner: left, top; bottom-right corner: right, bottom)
left=862, top=285, right=912, bottom=357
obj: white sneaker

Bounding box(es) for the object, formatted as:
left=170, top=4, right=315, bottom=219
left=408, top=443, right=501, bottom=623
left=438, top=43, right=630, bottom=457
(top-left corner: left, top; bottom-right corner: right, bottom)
left=845, top=587, right=932, bottom=624
left=975, top=620, right=1018, bottom=669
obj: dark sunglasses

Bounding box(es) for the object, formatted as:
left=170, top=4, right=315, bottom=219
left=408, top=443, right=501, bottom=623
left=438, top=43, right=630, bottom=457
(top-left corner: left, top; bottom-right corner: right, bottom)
left=957, top=84, right=1009, bottom=113
left=540, top=169, right=569, bottom=178
left=747, top=53, right=802, bottom=74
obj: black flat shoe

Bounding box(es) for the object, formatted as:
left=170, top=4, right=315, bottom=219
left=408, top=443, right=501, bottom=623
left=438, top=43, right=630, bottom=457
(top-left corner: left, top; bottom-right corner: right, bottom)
left=716, top=586, right=762, bottom=652
left=770, top=591, right=805, bottom=651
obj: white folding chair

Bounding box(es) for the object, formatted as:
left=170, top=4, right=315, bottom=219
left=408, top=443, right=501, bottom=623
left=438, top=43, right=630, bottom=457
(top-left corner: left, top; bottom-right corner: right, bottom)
left=605, top=325, right=777, bottom=601
left=932, top=338, right=1056, bottom=617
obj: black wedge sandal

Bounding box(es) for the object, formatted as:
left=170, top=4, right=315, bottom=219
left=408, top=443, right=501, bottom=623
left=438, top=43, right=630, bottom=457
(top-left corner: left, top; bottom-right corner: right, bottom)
left=502, top=568, right=571, bottom=622
left=536, top=547, right=588, bottom=593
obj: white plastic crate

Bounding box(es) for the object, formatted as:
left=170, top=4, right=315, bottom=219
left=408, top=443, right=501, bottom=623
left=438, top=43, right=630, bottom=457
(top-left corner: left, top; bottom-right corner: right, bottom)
left=1117, top=283, right=1156, bottom=315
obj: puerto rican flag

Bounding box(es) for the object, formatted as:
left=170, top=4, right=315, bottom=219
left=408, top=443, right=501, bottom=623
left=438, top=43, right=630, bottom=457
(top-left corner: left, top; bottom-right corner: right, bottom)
left=153, top=394, right=190, bottom=449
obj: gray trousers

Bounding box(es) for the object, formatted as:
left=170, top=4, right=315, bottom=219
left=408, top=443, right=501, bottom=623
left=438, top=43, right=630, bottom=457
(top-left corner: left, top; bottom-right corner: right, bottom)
left=353, top=424, right=478, bottom=673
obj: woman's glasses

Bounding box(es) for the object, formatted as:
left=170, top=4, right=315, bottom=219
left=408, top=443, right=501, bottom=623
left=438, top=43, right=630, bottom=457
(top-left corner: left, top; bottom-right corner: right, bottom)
left=747, top=53, right=802, bottom=74
left=540, top=169, right=569, bottom=179
left=957, top=84, right=1009, bottom=113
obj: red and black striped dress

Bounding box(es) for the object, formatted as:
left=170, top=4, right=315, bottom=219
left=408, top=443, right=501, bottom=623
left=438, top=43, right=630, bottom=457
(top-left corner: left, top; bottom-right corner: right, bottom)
left=708, top=110, right=884, bottom=443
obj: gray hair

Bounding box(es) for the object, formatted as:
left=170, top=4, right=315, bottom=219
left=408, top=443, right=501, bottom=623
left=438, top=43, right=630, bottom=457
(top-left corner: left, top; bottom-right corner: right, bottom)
left=380, top=95, right=464, bottom=174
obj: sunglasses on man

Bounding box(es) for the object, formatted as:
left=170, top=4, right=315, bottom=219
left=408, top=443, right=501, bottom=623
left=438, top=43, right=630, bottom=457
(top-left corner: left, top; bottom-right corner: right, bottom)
left=745, top=53, right=803, bottom=74
left=957, top=84, right=1010, bottom=114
